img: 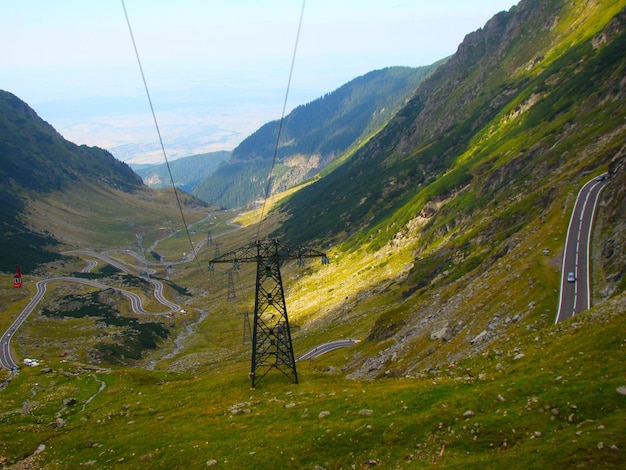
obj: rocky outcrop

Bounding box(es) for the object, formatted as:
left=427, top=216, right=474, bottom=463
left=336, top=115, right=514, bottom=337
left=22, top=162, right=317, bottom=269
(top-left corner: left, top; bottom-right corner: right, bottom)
left=599, top=151, right=626, bottom=295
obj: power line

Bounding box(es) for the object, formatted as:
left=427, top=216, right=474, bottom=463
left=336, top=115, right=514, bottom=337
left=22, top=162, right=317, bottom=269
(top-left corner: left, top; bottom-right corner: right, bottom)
left=121, top=0, right=199, bottom=267
left=256, top=0, right=307, bottom=240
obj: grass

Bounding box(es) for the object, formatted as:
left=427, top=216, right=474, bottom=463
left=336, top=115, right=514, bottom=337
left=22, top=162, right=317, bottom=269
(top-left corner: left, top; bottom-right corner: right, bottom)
left=1, top=290, right=624, bottom=468
left=2, top=156, right=625, bottom=468
left=2, top=1, right=626, bottom=467
left=25, top=182, right=209, bottom=253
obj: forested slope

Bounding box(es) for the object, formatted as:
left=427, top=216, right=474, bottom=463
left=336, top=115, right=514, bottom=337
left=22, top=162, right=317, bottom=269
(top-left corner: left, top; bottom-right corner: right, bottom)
left=192, top=65, right=440, bottom=208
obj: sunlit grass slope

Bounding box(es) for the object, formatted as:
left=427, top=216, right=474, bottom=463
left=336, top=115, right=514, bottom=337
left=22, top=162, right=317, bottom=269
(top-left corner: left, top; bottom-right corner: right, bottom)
left=0, top=290, right=624, bottom=468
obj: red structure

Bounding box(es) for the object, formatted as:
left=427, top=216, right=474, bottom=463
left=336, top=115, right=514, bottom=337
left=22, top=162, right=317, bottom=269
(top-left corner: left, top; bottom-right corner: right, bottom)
left=13, top=265, right=22, bottom=288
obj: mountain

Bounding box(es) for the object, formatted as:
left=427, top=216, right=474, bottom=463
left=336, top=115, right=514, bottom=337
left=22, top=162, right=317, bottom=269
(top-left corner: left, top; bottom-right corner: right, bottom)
left=276, top=0, right=626, bottom=252
left=2, top=0, right=626, bottom=467
left=192, top=65, right=441, bottom=208
left=0, top=91, right=141, bottom=194
left=0, top=90, right=145, bottom=272
left=272, top=0, right=626, bottom=377
left=133, top=151, right=231, bottom=191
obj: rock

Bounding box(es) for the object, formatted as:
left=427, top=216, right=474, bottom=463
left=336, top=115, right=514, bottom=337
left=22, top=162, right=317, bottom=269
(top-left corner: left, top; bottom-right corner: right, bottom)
left=430, top=322, right=450, bottom=341
left=616, top=386, right=626, bottom=396
left=50, top=417, right=66, bottom=429
left=597, top=442, right=604, bottom=450
left=206, top=459, right=218, bottom=466
left=359, top=409, right=374, bottom=416
left=463, top=410, right=475, bottom=418
left=284, top=403, right=296, bottom=409
left=497, top=394, right=506, bottom=402
left=318, top=411, right=331, bottom=418
left=63, top=397, right=77, bottom=407
left=577, top=419, right=594, bottom=428
left=513, top=353, right=525, bottom=360
left=470, top=331, right=487, bottom=345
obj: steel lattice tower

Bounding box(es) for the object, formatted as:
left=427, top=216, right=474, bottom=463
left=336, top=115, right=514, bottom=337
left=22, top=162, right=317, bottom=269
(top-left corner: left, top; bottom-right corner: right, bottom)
left=209, top=238, right=328, bottom=387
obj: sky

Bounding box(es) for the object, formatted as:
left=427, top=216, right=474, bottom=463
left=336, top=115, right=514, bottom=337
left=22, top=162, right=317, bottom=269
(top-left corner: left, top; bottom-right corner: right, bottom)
left=1, top=0, right=519, bottom=164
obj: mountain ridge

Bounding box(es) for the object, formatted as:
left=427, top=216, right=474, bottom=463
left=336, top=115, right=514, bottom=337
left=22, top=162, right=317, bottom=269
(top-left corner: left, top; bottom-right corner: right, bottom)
left=0, top=90, right=145, bottom=271
left=271, top=0, right=626, bottom=380
left=275, top=0, right=626, bottom=251
left=192, top=65, right=441, bottom=208
left=133, top=150, right=231, bottom=191
left=0, top=90, right=141, bottom=194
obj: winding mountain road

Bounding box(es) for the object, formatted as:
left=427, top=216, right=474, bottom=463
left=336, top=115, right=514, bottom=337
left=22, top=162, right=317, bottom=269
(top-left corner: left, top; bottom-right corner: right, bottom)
left=0, top=264, right=180, bottom=371
left=2, top=216, right=241, bottom=373
left=555, top=173, right=609, bottom=324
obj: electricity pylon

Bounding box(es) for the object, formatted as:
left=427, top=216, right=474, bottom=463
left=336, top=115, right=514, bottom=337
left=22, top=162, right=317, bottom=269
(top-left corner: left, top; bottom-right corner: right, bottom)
left=208, top=238, right=329, bottom=387
left=239, top=311, right=252, bottom=345
left=224, top=267, right=240, bottom=301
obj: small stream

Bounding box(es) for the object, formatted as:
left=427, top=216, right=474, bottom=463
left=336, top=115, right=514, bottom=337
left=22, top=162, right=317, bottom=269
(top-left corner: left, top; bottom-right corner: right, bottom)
left=145, top=309, right=208, bottom=370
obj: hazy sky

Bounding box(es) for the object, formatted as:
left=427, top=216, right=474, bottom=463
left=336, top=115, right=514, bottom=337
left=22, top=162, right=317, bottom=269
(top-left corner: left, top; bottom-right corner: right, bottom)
left=1, top=0, right=519, bottom=163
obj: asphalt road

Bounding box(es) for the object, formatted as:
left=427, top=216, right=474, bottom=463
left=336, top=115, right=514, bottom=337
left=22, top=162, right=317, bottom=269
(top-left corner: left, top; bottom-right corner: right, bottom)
left=1, top=218, right=226, bottom=373
left=555, top=174, right=609, bottom=323
left=0, top=274, right=180, bottom=371
left=296, top=339, right=359, bottom=362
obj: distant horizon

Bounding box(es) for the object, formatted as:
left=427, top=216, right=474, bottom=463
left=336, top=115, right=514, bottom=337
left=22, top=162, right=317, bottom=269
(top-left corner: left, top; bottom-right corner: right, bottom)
left=1, top=0, right=519, bottom=164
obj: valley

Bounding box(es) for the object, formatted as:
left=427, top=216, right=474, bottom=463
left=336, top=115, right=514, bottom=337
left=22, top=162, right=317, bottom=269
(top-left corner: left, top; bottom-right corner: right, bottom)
left=1, top=0, right=625, bottom=467
left=1, top=164, right=623, bottom=468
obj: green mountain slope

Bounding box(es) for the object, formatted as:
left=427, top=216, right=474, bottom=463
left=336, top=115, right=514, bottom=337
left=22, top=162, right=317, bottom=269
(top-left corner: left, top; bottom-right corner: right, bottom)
left=192, top=65, right=440, bottom=208
left=133, top=151, right=231, bottom=191
left=271, top=0, right=626, bottom=378
left=1, top=1, right=626, bottom=468
left=0, top=91, right=141, bottom=193
left=277, top=0, right=626, bottom=253
left=0, top=90, right=144, bottom=272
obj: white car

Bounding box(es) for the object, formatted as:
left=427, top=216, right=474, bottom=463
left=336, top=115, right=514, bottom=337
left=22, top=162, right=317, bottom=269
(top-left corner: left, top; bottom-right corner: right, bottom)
left=567, top=272, right=576, bottom=283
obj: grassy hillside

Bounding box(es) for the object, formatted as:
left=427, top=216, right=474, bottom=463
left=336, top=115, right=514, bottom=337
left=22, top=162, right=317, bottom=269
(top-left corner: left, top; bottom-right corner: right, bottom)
left=0, top=281, right=624, bottom=468
left=24, top=183, right=208, bottom=254
left=0, top=90, right=143, bottom=272
left=1, top=0, right=626, bottom=468
left=276, top=0, right=626, bottom=250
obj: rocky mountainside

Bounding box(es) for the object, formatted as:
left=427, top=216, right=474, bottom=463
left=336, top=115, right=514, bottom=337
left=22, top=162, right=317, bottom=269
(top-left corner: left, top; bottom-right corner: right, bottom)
left=277, top=0, right=626, bottom=250
left=599, top=154, right=626, bottom=295
left=192, top=65, right=440, bottom=208
left=272, top=0, right=626, bottom=377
